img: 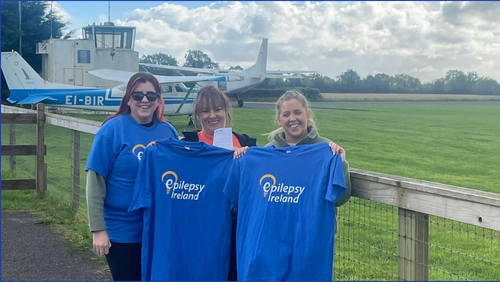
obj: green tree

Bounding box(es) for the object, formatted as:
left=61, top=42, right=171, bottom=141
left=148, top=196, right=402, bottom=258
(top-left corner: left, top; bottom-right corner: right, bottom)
left=300, top=75, right=314, bottom=88
left=183, top=50, right=219, bottom=69
left=310, top=73, right=327, bottom=91
left=431, top=78, right=446, bottom=93
left=229, top=65, right=243, bottom=70
left=259, top=78, right=278, bottom=89
left=362, top=73, right=391, bottom=93
left=140, top=53, right=178, bottom=66
left=284, top=77, right=305, bottom=88
left=139, top=53, right=178, bottom=76
left=475, top=77, right=500, bottom=95
left=444, top=69, right=477, bottom=94
left=1, top=1, right=67, bottom=71
left=1, top=1, right=68, bottom=101
left=337, top=69, right=361, bottom=92
left=391, top=74, right=421, bottom=93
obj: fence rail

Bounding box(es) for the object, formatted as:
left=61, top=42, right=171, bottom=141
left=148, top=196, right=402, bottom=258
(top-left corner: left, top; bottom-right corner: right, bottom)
left=350, top=168, right=500, bottom=232
left=2, top=104, right=499, bottom=280
left=1, top=105, right=47, bottom=196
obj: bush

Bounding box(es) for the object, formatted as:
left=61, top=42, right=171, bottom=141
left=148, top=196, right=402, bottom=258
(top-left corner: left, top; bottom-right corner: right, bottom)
left=294, top=87, right=322, bottom=101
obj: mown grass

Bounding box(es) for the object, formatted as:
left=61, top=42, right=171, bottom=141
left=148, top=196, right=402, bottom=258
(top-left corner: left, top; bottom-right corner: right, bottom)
left=321, top=93, right=500, bottom=101
left=2, top=104, right=499, bottom=280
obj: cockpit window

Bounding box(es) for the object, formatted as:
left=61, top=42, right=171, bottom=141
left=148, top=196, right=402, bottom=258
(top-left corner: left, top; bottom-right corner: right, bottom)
left=174, top=83, right=186, bottom=91
left=162, top=84, right=172, bottom=92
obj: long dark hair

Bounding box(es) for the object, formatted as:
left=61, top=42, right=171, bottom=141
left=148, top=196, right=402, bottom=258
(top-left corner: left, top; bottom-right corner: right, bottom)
left=102, top=72, right=167, bottom=124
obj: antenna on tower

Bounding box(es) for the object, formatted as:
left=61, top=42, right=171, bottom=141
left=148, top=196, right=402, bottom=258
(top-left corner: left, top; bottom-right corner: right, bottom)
left=50, top=1, right=53, bottom=39
left=18, top=1, right=22, bottom=54
left=108, top=1, right=111, bottom=23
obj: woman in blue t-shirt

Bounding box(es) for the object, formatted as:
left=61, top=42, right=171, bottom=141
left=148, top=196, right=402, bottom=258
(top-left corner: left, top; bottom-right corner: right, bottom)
left=265, top=90, right=351, bottom=207
left=235, top=90, right=352, bottom=230
left=85, top=72, right=179, bottom=281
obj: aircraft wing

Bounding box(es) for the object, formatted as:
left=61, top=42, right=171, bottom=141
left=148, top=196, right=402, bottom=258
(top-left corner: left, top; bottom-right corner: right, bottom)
left=140, top=63, right=222, bottom=75
left=140, top=63, right=247, bottom=76
left=266, top=70, right=317, bottom=74
left=8, top=95, right=57, bottom=105
left=265, top=74, right=304, bottom=79
left=87, top=69, right=227, bottom=84
left=264, top=70, right=316, bottom=79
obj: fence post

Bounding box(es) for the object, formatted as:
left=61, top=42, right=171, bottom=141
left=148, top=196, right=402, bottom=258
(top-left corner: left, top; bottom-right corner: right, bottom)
left=36, top=103, right=47, bottom=197
left=10, top=124, right=16, bottom=171
left=398, top=208, right=429, bottom=281
left=71, top=130, right=81, bottom=211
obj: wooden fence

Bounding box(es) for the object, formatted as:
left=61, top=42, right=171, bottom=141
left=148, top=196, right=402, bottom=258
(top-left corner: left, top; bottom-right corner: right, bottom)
left=350, top=168, right=500, bottom=280
left=1, top=104, right=47, bottom=197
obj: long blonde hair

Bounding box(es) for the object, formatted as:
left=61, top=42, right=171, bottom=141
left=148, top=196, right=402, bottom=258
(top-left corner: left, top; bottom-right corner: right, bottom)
left=266, top=90, right=315, bottom=141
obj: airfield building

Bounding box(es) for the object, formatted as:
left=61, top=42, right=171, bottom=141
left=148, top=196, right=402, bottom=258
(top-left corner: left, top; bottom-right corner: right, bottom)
left=36, top=22, right=139, bottom=88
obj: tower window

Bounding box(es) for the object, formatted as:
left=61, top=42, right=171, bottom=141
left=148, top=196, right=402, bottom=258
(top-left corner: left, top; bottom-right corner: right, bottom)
left=77, top=50, right=91, bottom=63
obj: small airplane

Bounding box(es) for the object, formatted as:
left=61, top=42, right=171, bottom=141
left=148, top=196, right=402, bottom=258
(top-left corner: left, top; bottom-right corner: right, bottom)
left=2, top=39, right=313, bottom=116
left=1, top=50, right=229, bottom=116
left=138, top=38, right=315, bottom=107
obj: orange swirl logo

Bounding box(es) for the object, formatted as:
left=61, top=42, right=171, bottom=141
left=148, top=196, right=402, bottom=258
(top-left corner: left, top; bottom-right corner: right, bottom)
left=162, top=171, right=178, bottom=194
left=259, top=174, right=276, bottom=197
left=132, top=144, right=146, bottom=161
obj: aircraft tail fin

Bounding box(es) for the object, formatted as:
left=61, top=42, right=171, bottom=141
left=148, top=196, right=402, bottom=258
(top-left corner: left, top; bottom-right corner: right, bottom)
left=1, top=51, right=48, bottom=90
left=1, top=51, right=53, bottom=103
left=244, top=38, right=268, bottom=77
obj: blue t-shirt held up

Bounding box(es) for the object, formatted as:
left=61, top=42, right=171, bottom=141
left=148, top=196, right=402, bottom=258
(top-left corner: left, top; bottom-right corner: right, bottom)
left=224, top=143, right=346, bottom=281
left=129, top=138, right=234, bottom=281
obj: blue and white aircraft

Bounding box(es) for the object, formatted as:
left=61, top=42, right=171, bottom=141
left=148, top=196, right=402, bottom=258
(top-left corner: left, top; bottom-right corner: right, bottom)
left=1, top=51, right=228, bottom=115
left=138, top=38, right=315, bottom=107
left=2, top=39, right=313, bottom=113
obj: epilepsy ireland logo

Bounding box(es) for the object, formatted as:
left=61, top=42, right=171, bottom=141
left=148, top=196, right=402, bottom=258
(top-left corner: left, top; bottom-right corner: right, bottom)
left=259, top=174, right=305, bottom=203
left=161, top=171, right=206, bottom=201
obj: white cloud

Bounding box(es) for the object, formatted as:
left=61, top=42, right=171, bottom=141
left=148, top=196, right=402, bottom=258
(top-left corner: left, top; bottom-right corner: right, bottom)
left=50, top=1, right=72, bottom=24
left=78, top=1, right=500, bottom=82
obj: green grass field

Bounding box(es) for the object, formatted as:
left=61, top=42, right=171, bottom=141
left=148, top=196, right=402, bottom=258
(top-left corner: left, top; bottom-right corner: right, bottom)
left=2, top=104, right=499, bottom=280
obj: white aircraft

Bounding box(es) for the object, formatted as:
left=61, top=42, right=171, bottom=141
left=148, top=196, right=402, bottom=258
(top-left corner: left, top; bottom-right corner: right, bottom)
left=137, top=38, right=315, bottom=107
left=2, top=39, right=313, bottom=115
left=1, top=50, right=229, bottom=116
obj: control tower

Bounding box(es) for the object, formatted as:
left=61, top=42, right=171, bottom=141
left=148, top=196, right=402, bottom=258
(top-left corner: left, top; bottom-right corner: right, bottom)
left=37, top=22, right=139, bottom=88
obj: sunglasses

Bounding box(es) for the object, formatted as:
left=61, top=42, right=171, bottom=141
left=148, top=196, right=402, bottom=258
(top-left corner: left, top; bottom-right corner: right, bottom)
left=131, top=91, right=160, bottom=102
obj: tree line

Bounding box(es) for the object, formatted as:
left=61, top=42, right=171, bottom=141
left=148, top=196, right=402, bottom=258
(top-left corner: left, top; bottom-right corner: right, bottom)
left=295, top=69, right=500, bottom=95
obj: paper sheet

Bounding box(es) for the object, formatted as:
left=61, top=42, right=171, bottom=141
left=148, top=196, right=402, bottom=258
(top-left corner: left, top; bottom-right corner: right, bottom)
left=213, top=127, right=233, bottom=150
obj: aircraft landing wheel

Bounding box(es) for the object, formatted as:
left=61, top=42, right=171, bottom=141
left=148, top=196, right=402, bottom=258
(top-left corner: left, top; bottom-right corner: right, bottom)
left=237, top=99, right=244, bottom=108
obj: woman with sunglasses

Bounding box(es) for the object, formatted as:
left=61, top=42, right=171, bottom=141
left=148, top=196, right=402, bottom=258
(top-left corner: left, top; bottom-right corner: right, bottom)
left=85, top=72, right=178, bottom=281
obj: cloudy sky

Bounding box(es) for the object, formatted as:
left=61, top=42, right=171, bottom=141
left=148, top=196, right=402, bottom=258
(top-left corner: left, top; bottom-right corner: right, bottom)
left=52, top=1, right=500, bottom=83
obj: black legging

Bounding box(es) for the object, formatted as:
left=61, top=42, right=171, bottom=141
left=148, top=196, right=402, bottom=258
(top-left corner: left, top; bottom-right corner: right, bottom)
left=105, top=242, right=142, bottom=281
left=228, top=218, right=238, bottom=281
